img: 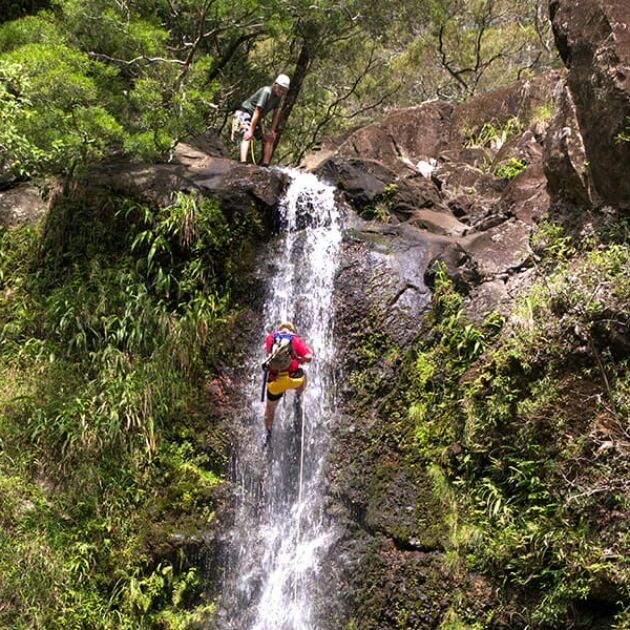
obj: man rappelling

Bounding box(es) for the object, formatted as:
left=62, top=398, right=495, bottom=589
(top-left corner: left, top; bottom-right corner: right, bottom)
left=261, top=321, right=312, bottom=447
left=231, top=74, right=291, bottom=167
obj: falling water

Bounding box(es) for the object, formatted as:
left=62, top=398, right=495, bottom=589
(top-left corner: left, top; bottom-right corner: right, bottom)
left=216, top=169, right=343, bottom=629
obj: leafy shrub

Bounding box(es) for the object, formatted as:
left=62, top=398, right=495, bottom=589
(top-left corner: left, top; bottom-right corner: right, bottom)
left=0, top=189, right=263, bottom=626
left=494, top=157, right=527, bottom=180
left=404, top=243, right=630, bottom=625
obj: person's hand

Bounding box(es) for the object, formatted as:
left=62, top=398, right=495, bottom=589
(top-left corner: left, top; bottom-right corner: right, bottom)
left=243, top=130, right=253, bottom=141
left=264, top=129, right=277, bottom=142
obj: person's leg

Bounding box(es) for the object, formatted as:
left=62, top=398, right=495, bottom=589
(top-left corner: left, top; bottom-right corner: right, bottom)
left=295, top=371, right=307, bottom=395
left=261, top=136, right=274, bottom=166
left=240, top=138, right=250, bottom=163
left=264, top=398, right=279, bottom=430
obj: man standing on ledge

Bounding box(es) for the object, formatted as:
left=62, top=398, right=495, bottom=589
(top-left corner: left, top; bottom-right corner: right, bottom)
left=231, top=74, right=290, bottom=166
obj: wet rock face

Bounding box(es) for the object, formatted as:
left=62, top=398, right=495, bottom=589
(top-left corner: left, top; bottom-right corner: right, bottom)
left=320, top=222, right=453, bottom=626
left=318, top=216, right=501, bottom=627
left=549, top=0, right=630, bottom=208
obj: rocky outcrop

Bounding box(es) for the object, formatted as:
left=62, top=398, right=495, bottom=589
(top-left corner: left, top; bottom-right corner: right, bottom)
left=24, top=132, right=284, bottom=226
left=314, top=80, right=566, bottom=615
left=318, top=215, right=497, bottom=627
left=544, top=83, right=596, bottom=208
left=0, top=183, right=50, bottom=229
left=92, top=149, right=289, bottom=225
left=316, top=71, right=560, bottom=323
left=548, top=0, right=630, bottom=209
left=335, top=101, right=454, bottom=171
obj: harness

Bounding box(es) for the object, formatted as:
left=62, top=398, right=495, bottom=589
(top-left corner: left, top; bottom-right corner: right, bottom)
left=260, top=332, right=296, bottom=401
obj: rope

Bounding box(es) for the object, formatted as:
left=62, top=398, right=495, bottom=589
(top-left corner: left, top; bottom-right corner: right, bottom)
left=293, top=399, right=306, bottom=602
left=250, top=137, right=257, bottom=165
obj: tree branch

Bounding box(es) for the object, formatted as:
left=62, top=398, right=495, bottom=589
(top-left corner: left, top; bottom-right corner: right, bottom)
left=205, top=30, right=262, bottom=85
left=88, top=52, right=186, bottom=66
left=438, top=24, right=470, bottom=93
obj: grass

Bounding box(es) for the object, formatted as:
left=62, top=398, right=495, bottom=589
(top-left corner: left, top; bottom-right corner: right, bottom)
left=0, top=185, right=263, bottom=627
left=396, top=218, right=630, bottom=626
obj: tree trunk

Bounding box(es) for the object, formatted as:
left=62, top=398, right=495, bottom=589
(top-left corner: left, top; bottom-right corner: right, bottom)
left=274, top=41, right=312, bottom=155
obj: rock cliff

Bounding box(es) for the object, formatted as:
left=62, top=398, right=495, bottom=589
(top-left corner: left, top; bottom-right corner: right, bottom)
left=2, top=0, right=630, bottom=626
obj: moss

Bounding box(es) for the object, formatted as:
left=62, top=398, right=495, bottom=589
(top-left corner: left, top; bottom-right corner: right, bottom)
left=346, top=225, right=630, bottom=626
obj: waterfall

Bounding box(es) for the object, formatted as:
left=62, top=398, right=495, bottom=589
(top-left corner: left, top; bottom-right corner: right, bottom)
left=216, top=170, right=343, bottom=629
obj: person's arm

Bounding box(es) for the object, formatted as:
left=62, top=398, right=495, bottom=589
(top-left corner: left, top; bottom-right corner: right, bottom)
left=244, top=107, right=262, bottom=141
left=294, top=337, right=313, bottom=363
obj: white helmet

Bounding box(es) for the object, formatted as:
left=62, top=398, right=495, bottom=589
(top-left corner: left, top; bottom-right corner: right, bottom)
left=275, top=74, right=290, bottom=89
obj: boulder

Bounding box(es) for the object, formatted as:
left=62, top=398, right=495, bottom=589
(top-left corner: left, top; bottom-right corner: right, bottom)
left=448, top=71, right=562, bottom=151
left=91, top=156, right=289, bottom=224
left=543, top=83, right=595, bottom=208
left=315, top=156, right=401, bottom=207
left=0, top=183, right=49, bottom=229
left=463, top=218, right=533, bottom=279
left=335, top=101, right=454, bottom=171
left=174, top=130, right=232, bottom=163
left=550, top=0, right=630, bottom=208
left=315, top=156, right=449, bottom=228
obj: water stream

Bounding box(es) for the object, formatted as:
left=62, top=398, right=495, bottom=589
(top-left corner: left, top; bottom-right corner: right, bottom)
left=216, top=170, right=343, bottom=629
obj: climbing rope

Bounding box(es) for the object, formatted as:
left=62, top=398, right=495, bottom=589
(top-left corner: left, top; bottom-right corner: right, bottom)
left=294, top=400, right=306, bottom=602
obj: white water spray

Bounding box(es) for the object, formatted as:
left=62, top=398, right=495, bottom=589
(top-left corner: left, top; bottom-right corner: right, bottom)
left=217, top=170, right=343, bottom=630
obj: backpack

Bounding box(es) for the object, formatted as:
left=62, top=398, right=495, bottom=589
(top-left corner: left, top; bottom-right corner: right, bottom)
left=265, top=332, right=294, bottom=371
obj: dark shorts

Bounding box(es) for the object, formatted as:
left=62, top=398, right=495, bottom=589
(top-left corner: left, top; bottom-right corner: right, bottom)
left=267, top=367, right=304, bottom=401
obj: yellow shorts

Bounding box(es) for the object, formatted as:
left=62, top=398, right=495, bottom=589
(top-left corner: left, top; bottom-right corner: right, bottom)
left=267, top=371, right=305, bottom=398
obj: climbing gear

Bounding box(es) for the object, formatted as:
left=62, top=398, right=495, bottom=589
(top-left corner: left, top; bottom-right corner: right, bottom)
left=260, top=330, right=298, bottom=401
left=260, top=332, right=293, bottom=401
left=231, top=109, right=259, bottom=164
left=275, top=74, right=290, bottom=89
left=265, top=332, right=294, bottom=371
left=260, top=362, right=269, bottom=402
left=231, top=110, right=249, bottom=144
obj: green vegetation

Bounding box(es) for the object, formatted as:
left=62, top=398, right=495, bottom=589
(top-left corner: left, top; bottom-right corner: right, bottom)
left=0, top=189, right=263, bottom=627
left=356, top=183, right=399, bottom=222
left=494, top=156, right=527, bottom=180
left=464, top=116, right=524, bottom=150
left=400, top=221, right=630, bottom=626
left=616, top=117, right=630, bottom=144
left=0, top=0, right=556, bottom=177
